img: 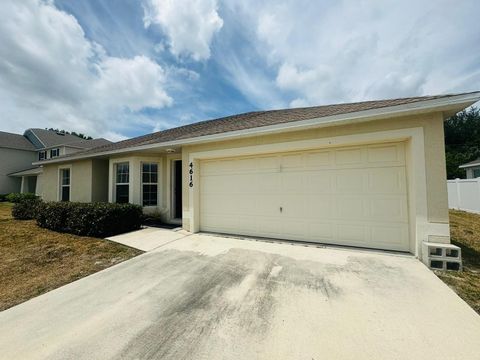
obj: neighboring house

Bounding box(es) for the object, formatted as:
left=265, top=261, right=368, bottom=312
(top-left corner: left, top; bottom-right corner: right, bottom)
left=0, top=128, right=111, bottom=194
left=459, top=158, right=480, bottom=178
left=34, top=92, right=480, bottom=261
left=0, top=131, right=37, bottom=194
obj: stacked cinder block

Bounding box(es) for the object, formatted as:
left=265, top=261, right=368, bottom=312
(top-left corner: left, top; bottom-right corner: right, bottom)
left=422, top=242, right=462, bottom=271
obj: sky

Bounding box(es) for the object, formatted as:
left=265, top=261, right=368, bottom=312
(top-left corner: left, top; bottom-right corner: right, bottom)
left=0, top=0, right=478, bottom=141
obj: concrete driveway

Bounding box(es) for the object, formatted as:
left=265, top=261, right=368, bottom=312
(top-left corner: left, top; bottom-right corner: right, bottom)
left=0, top=233, right=479, bottom=360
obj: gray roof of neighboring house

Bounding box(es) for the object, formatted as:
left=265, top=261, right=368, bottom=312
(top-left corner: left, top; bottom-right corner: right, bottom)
left=24, top=128, right=96, bottom=148
left=0, top=131, right=36, bottom=151
left=459, top=158, right=480, bottom=168
left=36, top=91, right=480, bottom=164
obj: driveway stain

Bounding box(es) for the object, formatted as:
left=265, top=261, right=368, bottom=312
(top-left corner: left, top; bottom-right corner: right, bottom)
left=116, top=247, right=369, bottom=359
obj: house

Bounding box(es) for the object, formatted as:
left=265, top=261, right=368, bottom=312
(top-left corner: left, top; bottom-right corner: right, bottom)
left=34, top=92, right=480, bottom=261
left=459, top=158, right=480, bottom=178
left=0, top=128, right=111, bottom=194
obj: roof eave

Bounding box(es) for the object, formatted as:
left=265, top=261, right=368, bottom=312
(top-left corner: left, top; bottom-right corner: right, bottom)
left=459, top=162, right=480, bottom=169
left=34, top=91, right=480, bottom=166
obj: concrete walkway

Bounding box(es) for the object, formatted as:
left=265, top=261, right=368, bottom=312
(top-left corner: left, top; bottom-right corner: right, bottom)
left=106, top=226, right=191, bottom=251
left=1, top=234, right=479, bottom=359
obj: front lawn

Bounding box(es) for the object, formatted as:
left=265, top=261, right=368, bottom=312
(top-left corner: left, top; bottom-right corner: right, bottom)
left=436, top=210, right=480, bottom=315
left=0, top=202, right=143, bottom=311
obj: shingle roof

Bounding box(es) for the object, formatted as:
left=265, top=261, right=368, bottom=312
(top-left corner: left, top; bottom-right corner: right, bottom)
left=66, top=138, right=112, bottom=149
left=26, top=129, right=90, bottom=148
left=0, top=131, right=35, bottom=151
left=38, top=92, right=480, bottom=163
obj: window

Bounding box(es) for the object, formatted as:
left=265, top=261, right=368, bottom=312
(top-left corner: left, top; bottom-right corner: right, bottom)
left=38, top=151, right=47, bottom=161
left=115, top=162, right=129, bottom=204
left=142, top=163, right=158, bottom=206
left=473, top=168, right=480, bottom=178
left=50, top=148, right=60, bottom=158
left=60, top=168, right=70, bottom=201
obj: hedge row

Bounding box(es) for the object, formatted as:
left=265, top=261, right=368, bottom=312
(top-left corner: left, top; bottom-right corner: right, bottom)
left=11, top=199, right=42, bottom=220
left=6, top=192, right=38, bottom=203
left=13, top=200, right=143, bottom=238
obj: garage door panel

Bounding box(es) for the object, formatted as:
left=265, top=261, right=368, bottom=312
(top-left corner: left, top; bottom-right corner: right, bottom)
left=305, top=172, right=333, bottom=193
left=257, top=173, right=281, bottom=193
left=281, top=172, right=305, bottom=193
left=335, top=169, right=366, bottom=192
left=369, top=197, right=408, bottom=221
left=367, top=143, right=404, bottom=164
left=305, top=150, right=332, bottom=168
left=335, top=147, right=363, bottom=165
left=336, top=196, right=367, bottom=219
left=306, top=195, right=334, bottom=218
left=199, top=142, right=410, bottom=252
left=307, top=222, right=334, bottom=241
left=368, top=167, right=406, bottom=194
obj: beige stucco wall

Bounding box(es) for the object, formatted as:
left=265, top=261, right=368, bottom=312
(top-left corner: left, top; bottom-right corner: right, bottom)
left=40, top=159, right=93, bottom=202
left=181, top=112, right=449, bottom=230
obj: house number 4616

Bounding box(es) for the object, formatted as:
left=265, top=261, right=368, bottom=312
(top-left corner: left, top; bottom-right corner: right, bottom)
left=189, top=162, right=194, bottom=187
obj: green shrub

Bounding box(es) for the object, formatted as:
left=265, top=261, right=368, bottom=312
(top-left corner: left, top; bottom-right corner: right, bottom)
left=36, top=202, right=143, bottom=238
left=12, top=198, right=42, bottom=220
left=6, top=193, right=39, bottom=203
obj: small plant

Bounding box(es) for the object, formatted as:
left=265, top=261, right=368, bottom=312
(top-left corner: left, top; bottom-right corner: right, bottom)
left=12, top=198, right=42, bottom=220
left=36, top=202, right=143, bottom=238
left=6, top=193, right=39, bottom=203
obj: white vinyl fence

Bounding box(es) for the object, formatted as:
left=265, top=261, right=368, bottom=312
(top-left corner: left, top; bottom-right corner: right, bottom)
left=447, top=178, right=480, bottom=214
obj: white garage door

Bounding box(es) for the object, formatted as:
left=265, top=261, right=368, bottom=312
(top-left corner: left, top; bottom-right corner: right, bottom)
left=199, top=142, right=410, bottom=252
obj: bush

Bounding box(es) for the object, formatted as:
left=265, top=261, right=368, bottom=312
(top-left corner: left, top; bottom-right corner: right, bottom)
left=6, top=193, right=39, bottom=203
left=12, top=198, right=42, bottom=220
left=36, top=202, right=143, bottom=238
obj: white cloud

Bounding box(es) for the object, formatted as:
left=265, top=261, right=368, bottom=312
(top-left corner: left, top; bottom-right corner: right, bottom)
left=222, top=0, right=480, bottom=107
left=143, top=0, right=223, bottom=61
left=0, top=0, right=172, bottom=139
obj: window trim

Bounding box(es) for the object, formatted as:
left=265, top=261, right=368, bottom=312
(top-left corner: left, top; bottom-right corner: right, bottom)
left=114, top=162, right=130, bottom=204
left=141, top=162, right=159, bottom=207
left=57, top=165, right=72, bottom=202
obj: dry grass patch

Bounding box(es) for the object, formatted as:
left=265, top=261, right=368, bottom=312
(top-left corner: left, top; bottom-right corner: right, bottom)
left=436, top=210, right=480, bottom=314
left=0, top=203, right=142, bottom=311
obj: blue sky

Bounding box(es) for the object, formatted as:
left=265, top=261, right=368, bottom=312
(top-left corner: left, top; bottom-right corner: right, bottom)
left=0, top=0, right=479, bottom=141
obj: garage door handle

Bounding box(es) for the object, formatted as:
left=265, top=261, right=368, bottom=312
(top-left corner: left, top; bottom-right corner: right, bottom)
left=280, top=207, right=283, bottom=213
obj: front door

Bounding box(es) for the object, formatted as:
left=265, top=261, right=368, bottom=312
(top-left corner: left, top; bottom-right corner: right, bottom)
left=172, top=160, right=183, bottom=220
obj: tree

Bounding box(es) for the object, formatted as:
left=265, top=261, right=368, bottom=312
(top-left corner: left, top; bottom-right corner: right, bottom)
left=46, top=128, right=93, bottom=140
left=444, top=107, right=480, bottom=179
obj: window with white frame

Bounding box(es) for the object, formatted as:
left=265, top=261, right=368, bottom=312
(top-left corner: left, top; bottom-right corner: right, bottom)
left=142, top=163, right=158, bottom=206
left=60, top=168, right=70, bottom=201
left=115, top=162, right=129, bottom=203
left=38, top=151, right=47, bottom=161
left=50, top=148, right=60, bottom=158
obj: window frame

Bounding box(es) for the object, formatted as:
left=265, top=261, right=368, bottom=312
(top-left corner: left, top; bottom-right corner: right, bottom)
left=38, top=151, right=47, bottom=161
left=141, top=162, right=159, bottom=207
left=58, top=166, right=71, bottom=202
left=114, top=162, right=130, bottom=204
left=50, top=148, right=60, bottom=158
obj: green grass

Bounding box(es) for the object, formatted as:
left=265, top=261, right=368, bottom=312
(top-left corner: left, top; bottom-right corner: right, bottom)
left=436, top=210, right=480, bottom=314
